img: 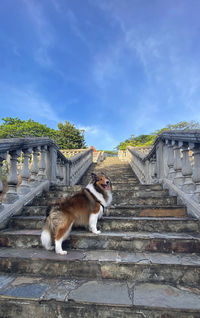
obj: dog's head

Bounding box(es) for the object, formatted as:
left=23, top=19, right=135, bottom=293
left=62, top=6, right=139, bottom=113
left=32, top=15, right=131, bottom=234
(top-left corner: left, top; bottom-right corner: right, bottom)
left=90, top=172, right=112, bottom=191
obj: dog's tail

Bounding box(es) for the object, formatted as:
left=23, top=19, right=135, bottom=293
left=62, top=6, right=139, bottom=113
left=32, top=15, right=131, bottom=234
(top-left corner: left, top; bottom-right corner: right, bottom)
left=41, top=211, right=54, bottom=251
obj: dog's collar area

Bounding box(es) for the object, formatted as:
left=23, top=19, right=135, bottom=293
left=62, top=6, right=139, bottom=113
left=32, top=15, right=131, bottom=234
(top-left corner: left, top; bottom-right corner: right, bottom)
left=85, top=188, right=105, bottom=212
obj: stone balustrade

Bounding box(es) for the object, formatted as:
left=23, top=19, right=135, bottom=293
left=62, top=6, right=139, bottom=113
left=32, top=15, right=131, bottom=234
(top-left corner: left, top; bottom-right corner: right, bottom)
left=0, top=138, right=93, bottom=228
left=119, top=130, right=200, bottom=218
left=93, top=151, right=105, bottom=163
left=61, top=149, right=86, bottom=158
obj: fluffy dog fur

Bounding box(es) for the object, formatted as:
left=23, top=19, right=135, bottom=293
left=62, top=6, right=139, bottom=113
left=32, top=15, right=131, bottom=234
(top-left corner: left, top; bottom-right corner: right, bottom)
left=41, top=173, right=112, bottom=255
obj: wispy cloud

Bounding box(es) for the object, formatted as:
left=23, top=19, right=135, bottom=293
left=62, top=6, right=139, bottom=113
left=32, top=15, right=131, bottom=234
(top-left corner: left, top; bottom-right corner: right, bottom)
left=0, top=83, right=61, bottom=126
left=78, top=125, right=118, bottom=149
left=22, top=0, right=55, bottom=68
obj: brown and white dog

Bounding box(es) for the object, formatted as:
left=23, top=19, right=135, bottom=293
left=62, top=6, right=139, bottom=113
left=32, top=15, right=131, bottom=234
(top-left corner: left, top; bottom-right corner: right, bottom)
left=41, top=173, right=112, bottom=255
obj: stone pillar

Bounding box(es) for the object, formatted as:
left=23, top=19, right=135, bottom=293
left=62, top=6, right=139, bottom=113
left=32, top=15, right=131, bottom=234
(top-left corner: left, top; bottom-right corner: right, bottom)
left=38, top=146, right=47, bottom=181
left=18, top=148, right=32, bottom=194
left=167, top=141, right=175, bottom=180
left=0, top=153, right=6, bottom=210
left=163, top=141, right=169, bottom=178
left=46, top=146, right=57, bottom=184
left=181, top=143, right=195, bottom=194
left=191, top=144, right=200, bottom=202
left=173, top=141, right=184, bottom=186
left=30, top=147, right=40, bottom=184
left=2, top=150, right=21, bottom=204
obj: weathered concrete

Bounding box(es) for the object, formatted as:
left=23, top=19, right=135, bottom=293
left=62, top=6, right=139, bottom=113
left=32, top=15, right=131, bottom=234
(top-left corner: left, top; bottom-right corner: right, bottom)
left=0, top=248, right=200, bottom=287
left=9, top=215, right=199, bottom=233
left=0, top=274, right=200, bottom=318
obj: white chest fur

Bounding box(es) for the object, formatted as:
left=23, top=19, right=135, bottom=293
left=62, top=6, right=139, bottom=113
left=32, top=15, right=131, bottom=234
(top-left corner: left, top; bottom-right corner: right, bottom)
left=86, top=184, right=112, bottom=207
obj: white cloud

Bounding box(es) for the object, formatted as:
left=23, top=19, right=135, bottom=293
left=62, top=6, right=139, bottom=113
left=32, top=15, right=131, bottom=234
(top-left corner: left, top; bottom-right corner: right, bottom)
left=0, top=83, right=61, bottom=126
left=78, top=125, right=118, bottom=149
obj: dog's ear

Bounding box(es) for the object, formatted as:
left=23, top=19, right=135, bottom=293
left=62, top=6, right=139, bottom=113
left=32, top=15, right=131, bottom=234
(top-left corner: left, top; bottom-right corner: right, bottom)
left=91, top=173, right=98, bottom=181
left=101, top=172, right=106, bottom=176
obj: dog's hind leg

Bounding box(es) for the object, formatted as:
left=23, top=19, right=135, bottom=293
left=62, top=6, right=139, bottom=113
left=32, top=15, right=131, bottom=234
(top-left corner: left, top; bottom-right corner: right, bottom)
left=55, top=217, right=74, bottom=255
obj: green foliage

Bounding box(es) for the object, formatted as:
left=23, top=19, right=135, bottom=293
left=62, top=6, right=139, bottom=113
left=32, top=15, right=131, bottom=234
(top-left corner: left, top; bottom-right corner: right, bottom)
left=56, top=121, right=86, bottom=149
left=0, top=117, right=86, bottom=149
left=0, top=117, right=56, bottom=139
left=118, top=121, right=200, bottom=150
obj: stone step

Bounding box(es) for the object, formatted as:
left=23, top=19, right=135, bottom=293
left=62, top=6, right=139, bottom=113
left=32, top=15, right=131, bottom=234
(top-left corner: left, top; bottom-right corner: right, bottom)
left=21, top=205, right=187, bottom=218
left=0, top=274, right=200, bottom=317
left=0, top=248, right=200, bottom=287
left=43, top=189, right=170, bottom=201
left=1, top=229, right=200, bottom=253
left=107, top=205, right=187, bottom=217
left=30, top=195, right=178, bottom=206
left=50, top=183, right=163, bottom=192
left=9, top=216, right=199, bottom=233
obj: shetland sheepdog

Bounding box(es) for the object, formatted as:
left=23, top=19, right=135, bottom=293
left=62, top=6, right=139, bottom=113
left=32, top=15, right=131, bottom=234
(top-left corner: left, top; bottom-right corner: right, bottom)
left=41, top=173, right=112, bottom=255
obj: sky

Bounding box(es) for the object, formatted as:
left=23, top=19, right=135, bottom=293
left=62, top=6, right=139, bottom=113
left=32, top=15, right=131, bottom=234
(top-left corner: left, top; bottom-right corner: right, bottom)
left=0, top=0, right=200, bottom=150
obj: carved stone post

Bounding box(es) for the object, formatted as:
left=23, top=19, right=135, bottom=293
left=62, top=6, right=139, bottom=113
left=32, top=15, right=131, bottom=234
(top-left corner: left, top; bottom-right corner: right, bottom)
left=181, top=143, right=195, bottom=194
left=46, top=146, right=57, bottom=184
left=173, top=141, right=184, bottom=186
left=30, top=147, right=40, bottom=184
left=191, top=144, right=200, bottom=202
left=60, top=160, right=65, bottom=185
left=167, top=140, right=175, bottom=180
left=18, top=148, right=32, bottom=194
left=0, top=153, right=6, bottom=210
left=150, top=157, right=157, bottom=183
left=38, top=146, right=47, bottom=181
left=163, top=141, right=169, bottom=178
left=2, top=150, right=21, bottom=204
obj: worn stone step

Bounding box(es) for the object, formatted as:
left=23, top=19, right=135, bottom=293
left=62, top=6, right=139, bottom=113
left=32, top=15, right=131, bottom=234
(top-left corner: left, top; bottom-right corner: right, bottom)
left=0, top=274, right=200, bottom=318
left=21, top=205, right=187, bottom=218
left=30, top=195, right=178, bottom=206
left=107, top=205, right=187, bottom=217
left=51, top=183, right=163, bottom=192
left=1, top=229, right=200, bottom=253
left=44, top=189, right=169, bottom=200
left=0, top=248, right=200, bottom=287
left=9, top=216, right=199, bottom=233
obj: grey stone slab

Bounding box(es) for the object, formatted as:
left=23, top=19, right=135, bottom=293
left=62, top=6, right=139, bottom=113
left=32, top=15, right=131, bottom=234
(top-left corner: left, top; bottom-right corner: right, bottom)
left=69, top=280, right=132, bottom=305
left=0, top=283, right=48, bottom=299
left=0, top=274, right=15, bottom=289
left=134, top=283, right=200, bottom=310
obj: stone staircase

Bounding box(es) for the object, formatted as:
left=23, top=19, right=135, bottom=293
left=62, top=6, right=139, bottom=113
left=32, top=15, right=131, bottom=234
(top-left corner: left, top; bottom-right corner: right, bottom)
left=0, top=157, right=200, bottom=317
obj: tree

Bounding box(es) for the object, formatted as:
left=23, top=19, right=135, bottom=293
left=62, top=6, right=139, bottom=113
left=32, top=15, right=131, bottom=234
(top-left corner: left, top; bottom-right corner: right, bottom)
left=0, top=117, right=56, bottom=139
left=56, top=121, right=86, bottom=149
left=0, top=117, right=86, bottom=149
left=118, top=121, right=200, bottom=150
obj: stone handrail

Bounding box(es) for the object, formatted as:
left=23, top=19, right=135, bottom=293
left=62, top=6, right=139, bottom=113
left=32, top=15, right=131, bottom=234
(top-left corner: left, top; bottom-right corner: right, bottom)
left=0, top=138, right=93, bottom=228
left=93, top=151, right=105, bottom=163
left=119, top=130, right=200, bottom=218
left=61, top=149, right=86, bottom=158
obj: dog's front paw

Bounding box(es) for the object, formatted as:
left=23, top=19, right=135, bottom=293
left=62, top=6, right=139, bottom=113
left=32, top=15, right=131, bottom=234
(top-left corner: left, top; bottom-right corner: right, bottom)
left=92, top=230, right=101, bottom=235
left=56, top=250, right=67, bottom=255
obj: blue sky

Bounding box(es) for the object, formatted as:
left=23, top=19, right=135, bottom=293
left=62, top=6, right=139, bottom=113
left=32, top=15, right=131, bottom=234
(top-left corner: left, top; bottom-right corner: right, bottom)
left=0, top=0, right=200, bottom=149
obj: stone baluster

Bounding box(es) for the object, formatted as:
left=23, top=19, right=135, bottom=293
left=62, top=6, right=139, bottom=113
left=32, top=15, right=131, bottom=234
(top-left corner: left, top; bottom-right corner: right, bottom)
left=166, top=140, right=175, bottom=180
left=181, top=143, right=195, bottom=194
left=56, top=158, right=62, bottom=184
left=191, top=143, right=200, bottom=202
left=173, top=141, right=184, bottom=186
left=0, top=153, right=6, bottom=210
left=38, top=146, right=47, bottom=181
left=2, top=150, right=21, bottom=204
left=18, top=148, right=32, bottom=194
left=150, top=157, right=157, bottom=183
left=163, top=141, right=169, bottom=178
left=60, top=160, right=65, bottom=185
left=30, top=147, right=40, bottom=184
